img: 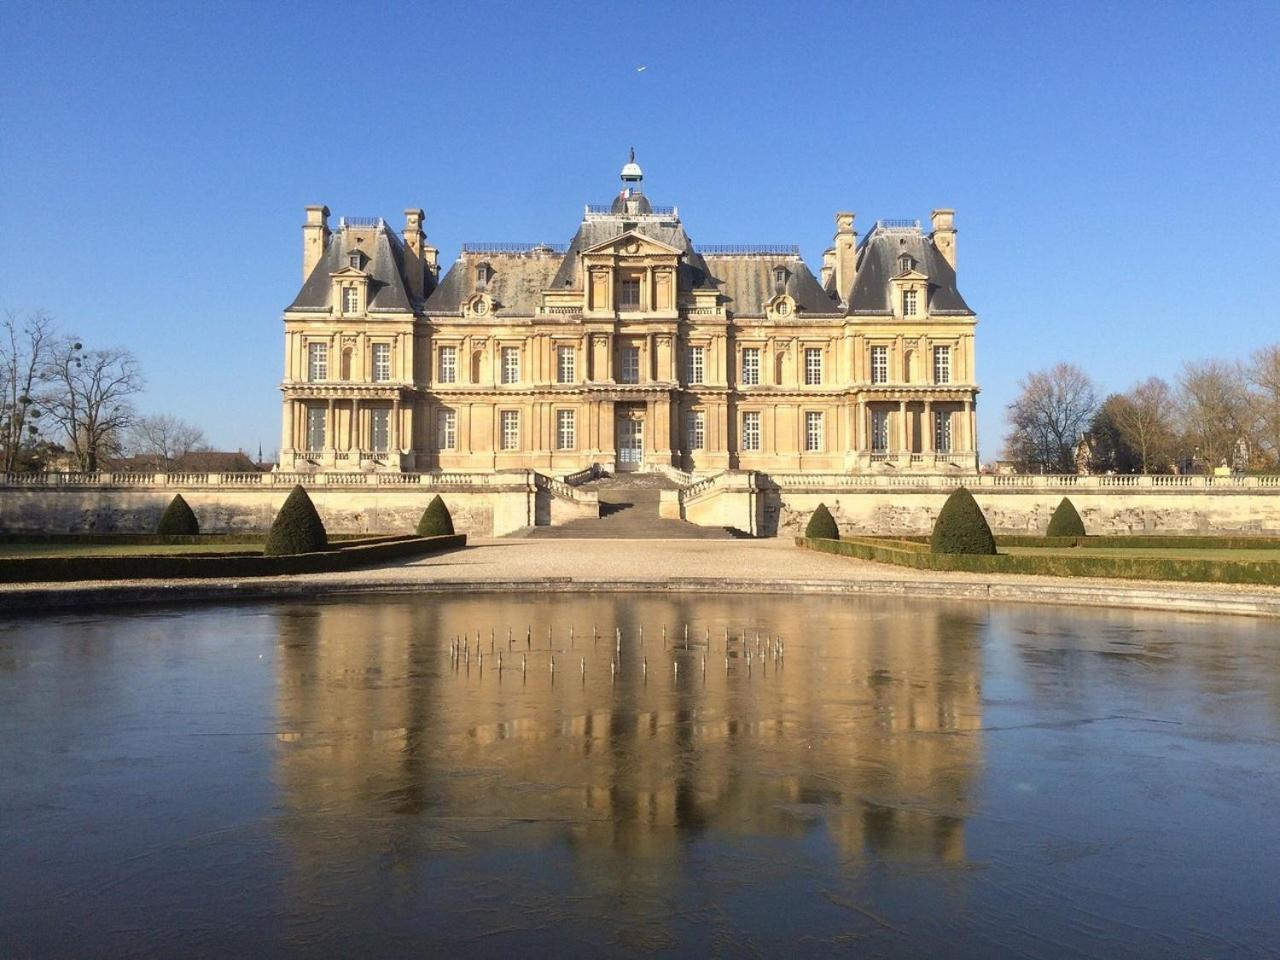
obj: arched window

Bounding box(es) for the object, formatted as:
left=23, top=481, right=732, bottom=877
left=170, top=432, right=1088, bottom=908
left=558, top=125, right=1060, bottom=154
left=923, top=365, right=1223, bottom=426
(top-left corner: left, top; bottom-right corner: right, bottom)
left=471, top=350, right=483, bottom=384
left=774, top=352, right=786, bottom=386
left=341, top=347, right=353, bottom=381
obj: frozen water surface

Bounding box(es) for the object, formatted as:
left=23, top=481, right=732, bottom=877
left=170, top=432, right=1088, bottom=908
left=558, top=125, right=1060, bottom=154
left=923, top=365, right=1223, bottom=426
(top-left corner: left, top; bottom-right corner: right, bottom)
left=1, top=593, right=1278, bottom=958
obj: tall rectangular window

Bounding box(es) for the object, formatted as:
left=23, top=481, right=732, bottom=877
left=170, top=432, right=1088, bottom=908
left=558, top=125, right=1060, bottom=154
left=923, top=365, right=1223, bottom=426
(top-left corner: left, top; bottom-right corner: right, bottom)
left=619, top=345, right=640, bottom=384
left=933, top=345, right=951, bottom=384
left=934, top=410, right=953, bottom=453
left=372, top=343, right=392, bottom=382
left=871, top=345, right=889, bottom=384
left=741, top=348, right=760, bottom=386
left=902, top=289, right=918, bottom=317
left=556, top=409, right=576, bottom=450
left=686, top=346, right=705, bottom=385
left=804, top=348, right=822, bottom=386
left=556, top=345, right=575, bottom=384
left=871, top=409, right=890, bottom=452
left=501, top=346, right=520, bottom=384
left=306, top=406, right=326, bottom=450
left=307, top=342, right=328, bottom=382
left=343, top=287, right=359, bottom=313
left=686, top=410, right=705, bottom=451
left=438, top=346, right=457, bottom=384
left=619, top=277, right=641, bottom=311
left=741, top=411, right=761, bottom=451
left=370, top=408, right=390, bottom=451
left=500, top=410, right=520, bottom=450
left=805, top=411, right=823, bottom=452
left=437, top=409, right=456, bottom=450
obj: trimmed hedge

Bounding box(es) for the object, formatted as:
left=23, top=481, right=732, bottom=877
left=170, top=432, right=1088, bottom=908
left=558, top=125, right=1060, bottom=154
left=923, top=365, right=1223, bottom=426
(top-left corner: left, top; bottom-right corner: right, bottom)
left=264, top=485, right=328, bottom=556
left=930, top=487, right=997, bottom=555
left=0, top=534, right=467, bottom=584
left=995, top=534, right=1280, bottom=550
left=799, top=536, right=1280, bottom=586
left=804, top=503, right=839, bottom=540
left=0, top=533, right=367, bottom=545
left=1046, top=498, right=1086, bottom=537
left=417, top=495, right=455, bottom=537
left=156, top=495, right=199, bottom=536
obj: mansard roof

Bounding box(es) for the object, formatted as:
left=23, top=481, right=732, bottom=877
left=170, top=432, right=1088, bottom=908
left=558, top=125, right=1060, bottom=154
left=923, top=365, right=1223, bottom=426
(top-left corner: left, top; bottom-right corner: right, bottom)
left=845, top=224, right=972, bottom=315
left=288, top=222, right=415, bottom=313
left=548, top=215, right=719, bottom=293
left=425, top=246, right=564, bottom=316
left=700, top=252, right=841, bottom=318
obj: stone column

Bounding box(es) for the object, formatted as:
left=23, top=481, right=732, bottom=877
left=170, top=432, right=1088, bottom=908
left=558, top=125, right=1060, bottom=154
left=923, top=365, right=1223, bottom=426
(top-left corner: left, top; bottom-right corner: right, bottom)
left=392, top=398, right=402, bottom=451
left=898, top=400, right=908, bottom=455
left=281, top=399, right=294, bottom=462
left=352, top=398, right=361, bottom=453
left=923, top=400, right=934, bottom=456
left=965, top=399, right=975, bottom=452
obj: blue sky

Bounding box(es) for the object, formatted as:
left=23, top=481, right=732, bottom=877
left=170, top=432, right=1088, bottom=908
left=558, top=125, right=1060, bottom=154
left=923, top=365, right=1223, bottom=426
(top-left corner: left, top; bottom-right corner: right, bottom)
left=3, top=1, right=1278, bottom=460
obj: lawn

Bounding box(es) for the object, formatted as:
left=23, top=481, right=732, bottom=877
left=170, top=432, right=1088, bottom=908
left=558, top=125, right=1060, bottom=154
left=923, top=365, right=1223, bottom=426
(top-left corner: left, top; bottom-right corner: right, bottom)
left=1001, top=546, right=1280, bottom=563
left=0, top=543, right=260, bottom=558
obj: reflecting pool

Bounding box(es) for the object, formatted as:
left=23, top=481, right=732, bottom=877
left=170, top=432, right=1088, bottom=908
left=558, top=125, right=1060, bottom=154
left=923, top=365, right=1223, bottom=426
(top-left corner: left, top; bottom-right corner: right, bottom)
left=2, top=594, right=1278, bottom=958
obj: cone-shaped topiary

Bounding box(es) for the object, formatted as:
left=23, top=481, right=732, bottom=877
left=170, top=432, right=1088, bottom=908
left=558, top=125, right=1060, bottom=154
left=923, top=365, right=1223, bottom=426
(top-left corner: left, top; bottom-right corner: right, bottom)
left=156, top=494, right=199, bottom=536
left=930, top=487, right=997, bottom=555
left=1046, top=497, right=1086, bottom=537
left=416, top=494, right=455, bottom=537
left=263, top=485, right=328, bottom=556
left=804, top=502, right=840, bottom=540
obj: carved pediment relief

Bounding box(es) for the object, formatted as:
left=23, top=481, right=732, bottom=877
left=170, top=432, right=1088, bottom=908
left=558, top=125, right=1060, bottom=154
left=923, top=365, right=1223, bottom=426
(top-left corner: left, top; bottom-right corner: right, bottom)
left=581, top=230, right=682, bottom=259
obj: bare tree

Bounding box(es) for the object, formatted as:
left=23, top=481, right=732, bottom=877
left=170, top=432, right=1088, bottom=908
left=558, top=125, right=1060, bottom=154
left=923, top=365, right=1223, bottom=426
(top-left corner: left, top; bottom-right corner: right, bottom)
left=1246, top=345, right=1280, bottom=468
left=1111, top=377, right=1177, bottom=473
left=1176, top=359, right=1251, bottom=470
left=42, top=340, right=144, bottom=471
left=0, top=310, right=58, bottom=472
left=1002, top=363, right=1099, bottom=473
left=126, top=414, right=209, bottom=470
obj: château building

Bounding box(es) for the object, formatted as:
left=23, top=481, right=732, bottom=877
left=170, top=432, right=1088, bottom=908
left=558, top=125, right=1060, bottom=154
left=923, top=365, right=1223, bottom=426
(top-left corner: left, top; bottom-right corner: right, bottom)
left=279, top=153, right=979, bottom=476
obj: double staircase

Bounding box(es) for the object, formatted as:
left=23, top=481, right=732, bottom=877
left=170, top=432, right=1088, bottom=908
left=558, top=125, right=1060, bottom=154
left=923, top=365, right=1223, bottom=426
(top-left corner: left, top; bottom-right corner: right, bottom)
left=519, top=472, right=734, bottom=539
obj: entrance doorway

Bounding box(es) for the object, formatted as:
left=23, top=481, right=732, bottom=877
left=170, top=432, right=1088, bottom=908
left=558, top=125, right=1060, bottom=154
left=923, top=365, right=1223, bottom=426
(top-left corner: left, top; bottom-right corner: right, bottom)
left=616, top=410, right=644, bottom=472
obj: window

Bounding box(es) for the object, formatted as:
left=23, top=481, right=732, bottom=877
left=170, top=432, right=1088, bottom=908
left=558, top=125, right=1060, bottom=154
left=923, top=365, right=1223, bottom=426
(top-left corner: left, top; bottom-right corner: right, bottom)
left=871, top=345, right=889, bottom=384
left=556, top=345, right=575, bottom=384
left=619, top=345, right=640, bottom=384
left=500, top=410, right=520, bottom=451
left=686, top=410, right=705, bottom=450
left=343, top=286, right=359, bottom=313
left=437, top=409, right=456, bottom=450
left=685, top=346, right=705, bottom=385
left=902, top=289, right=918, bottom=317
left=773, top=267, right=786, bottom=287
left=804, top=348, right=822, bottom=386
left=933, top=345, right=951, bottom=384
left=501, top=346, right=520, bottom=384
left=306, top=407, right=326, bottom=450
left=556, top=409, right=576, bottom=450
left=476, top=263, right=490, bottom=285
left=934, top=410, right=953, bottom=453
left=871, top=409, right=890, bottom=452
left=619, top=276, right=641, bottom=311
left=349, top=253, right=361, bottom=270
left=371, top=408, right=390, bottom=452
left=307, top=342, right=328, bottom=381
left=372, top=343, right=392, bottom=382
left=741, top=411, right=761, bottom=451
left=805, top=411, right=823, bottom=452
left=438, top=346, right=457, bottom=384
left=899, top=254, right=913, bottom=274
left=741, top=348, right=760, bottom=386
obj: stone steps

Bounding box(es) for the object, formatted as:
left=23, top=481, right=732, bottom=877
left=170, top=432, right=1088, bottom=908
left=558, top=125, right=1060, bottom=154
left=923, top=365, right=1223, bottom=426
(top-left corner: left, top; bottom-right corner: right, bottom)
left=518, top=473, right=735, bottom=539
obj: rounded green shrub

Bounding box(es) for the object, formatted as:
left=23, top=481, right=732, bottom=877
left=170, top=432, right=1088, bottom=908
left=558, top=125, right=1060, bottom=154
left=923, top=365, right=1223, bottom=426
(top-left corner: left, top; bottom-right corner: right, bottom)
left=1046, top=497, right=1086, bottom=537
left=416, top=495, right=455, bottom=537
left=930, top=487, right=997, bottom=555
left=263, top=484, right=328, bottom=556
left=804, top=502, right=839, bottom=540
left=156, top=494, right=199, bottom=536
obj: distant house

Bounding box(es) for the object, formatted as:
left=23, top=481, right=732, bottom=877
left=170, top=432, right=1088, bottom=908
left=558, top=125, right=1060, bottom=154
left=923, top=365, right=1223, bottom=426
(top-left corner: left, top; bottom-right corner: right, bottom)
left=101, top=451, right=265, bottom=473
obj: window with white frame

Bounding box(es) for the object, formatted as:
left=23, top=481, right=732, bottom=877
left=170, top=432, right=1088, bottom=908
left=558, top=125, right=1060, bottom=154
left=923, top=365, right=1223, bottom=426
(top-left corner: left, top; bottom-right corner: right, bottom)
left=437, top=408, right=456, bottom=450
left=343, top=286, right=359, bottom=314
left=372, top=343, right=392, bottom=382
left=349, top=253, right=361, bottom=270
left=501, top=346, right=520, bottom=384
left=619, top=276, right=641, bottom=311
left=500, top=410, right=520, bottom=450
left=371, top=408, right=390, bottom=452
left=741, top=348, right=760, bottom=386
left=686, top=410, right=705, bottom=450
left=741, top=411, right=761, bottom=451
left=685, top=345, right=705, bottom=385
left=934, top=409, right=953, bottom=453
left=902, top=288, right=918, bottom=317
left=307, top=342, right=328, bottom=381
left=804, top=348, right=822, bottom=386
left=438, top=346, right=457, bottom=384
left=871, top=408, right=890, bottom=452
left=619, top=345, right=640, bottom=384
left=556, top=345, right=575, bottom=384
left=306, top=406, right=326, bottom=450
left=871, top=345, right=889, bottom=384
left=805, top=411, right=823, bottom=452
left=933, top=345, right=951, bottom=384
left=556, top=409, right=576, bottom=450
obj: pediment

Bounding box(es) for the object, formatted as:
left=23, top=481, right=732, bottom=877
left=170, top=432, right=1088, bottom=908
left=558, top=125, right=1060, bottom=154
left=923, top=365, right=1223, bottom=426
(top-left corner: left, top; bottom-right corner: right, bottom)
left=894, top=268, right=928, bottom=282
left=330, top=266, right=367, bottom=279
left=581, top=230, right=683, bottom=258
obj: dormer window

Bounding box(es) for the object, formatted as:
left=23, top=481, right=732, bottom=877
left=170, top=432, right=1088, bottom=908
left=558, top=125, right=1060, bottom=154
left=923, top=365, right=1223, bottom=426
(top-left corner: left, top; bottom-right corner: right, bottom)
left=348, top=253, right=362, bottom=270
left=773, top=267, right=787, bottom=288
left=899, top=254, right=914, bottom=275
left=343, top=287, right=359, bottom=313
left=476, top=262, right=491, bottom=286
left=902, top=289, right=918, bottom=317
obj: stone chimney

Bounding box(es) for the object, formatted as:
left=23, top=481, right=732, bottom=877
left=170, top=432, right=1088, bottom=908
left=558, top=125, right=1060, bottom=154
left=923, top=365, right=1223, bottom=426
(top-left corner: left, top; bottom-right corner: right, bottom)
left=302, top=205, right=330, bottom=282
left=820, top=247, right=836, bottom=289
left=833, top=212, right=857, bottom=304
left=930, top=208, right=956, bottom=270
left=403, top=208, right=426, bottom=301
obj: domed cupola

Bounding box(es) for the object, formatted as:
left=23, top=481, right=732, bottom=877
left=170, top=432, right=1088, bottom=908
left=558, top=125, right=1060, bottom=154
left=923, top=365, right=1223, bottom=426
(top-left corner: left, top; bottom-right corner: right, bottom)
left=611, top=147, right=653, bottom=215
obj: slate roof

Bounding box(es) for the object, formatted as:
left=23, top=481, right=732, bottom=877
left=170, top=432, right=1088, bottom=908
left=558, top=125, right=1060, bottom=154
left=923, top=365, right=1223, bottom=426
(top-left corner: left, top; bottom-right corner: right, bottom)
left=288, top=222, right=419, bottom=313
left=548, top=216, right=719, bottom=293
left=425, top=249, right=565, bottom=316
left=846, top=226, right=972, bottom=315
left=700, top=255, right=841, bottom=318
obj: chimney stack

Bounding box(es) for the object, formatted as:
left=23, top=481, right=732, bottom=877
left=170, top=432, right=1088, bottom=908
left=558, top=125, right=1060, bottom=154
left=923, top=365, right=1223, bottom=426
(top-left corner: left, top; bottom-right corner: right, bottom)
left=930, top=208, right=956, bottom=270
left=403, top=208, right=426, bottom=301
left=820, top=247, right=836, bottom=289
left=302, top=205, right=330, bottom=282
left=833, top=212, right=857, bottom=304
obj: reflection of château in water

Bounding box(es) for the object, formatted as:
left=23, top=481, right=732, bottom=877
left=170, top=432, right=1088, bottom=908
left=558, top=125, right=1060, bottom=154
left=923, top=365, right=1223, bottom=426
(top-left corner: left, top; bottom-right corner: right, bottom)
left=271, top=595, right=983, bottom=907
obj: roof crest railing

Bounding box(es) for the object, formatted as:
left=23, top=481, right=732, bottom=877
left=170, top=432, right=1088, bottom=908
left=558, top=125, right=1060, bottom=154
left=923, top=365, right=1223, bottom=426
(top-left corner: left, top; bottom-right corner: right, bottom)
left=873, top=219, right=922, bottom=233
left=339, top=216, right=384, bottom=229
left=460, top=242, right=568, bottom=254
left=696, top=244, right=802, bottom=256
left=583, top=204, right=679, bottom=217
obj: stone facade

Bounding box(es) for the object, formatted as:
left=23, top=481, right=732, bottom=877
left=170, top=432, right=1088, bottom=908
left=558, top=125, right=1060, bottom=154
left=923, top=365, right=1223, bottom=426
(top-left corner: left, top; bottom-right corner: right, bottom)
left=279, top=154, right=979, bottom=477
